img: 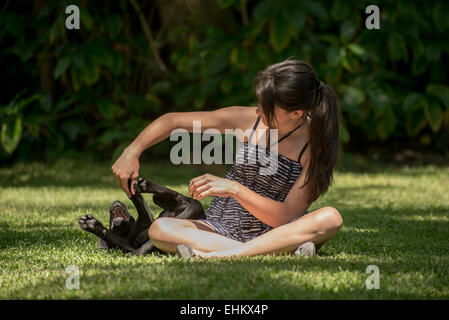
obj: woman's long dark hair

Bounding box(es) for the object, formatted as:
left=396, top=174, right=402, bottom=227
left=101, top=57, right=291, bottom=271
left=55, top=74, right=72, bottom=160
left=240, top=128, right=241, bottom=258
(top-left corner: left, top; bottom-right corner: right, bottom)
left=253, top=58, right=339, bottom=204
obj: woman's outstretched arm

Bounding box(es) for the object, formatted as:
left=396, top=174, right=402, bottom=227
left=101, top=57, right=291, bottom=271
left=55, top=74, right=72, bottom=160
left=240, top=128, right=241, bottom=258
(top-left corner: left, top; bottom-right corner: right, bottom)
left=112, top=106, right=256, bottom=197
left=111, top=112, right=176, bottom=197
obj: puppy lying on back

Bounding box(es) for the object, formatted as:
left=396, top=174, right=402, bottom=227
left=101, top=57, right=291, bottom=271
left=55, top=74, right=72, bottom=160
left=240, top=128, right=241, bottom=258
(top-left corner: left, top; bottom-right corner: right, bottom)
left=78, top=178, right=206, bottom=255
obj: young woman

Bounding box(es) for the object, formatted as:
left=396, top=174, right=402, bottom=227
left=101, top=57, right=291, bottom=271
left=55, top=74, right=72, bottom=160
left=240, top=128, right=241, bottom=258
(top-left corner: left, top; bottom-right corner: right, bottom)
left=111, top=58, right=343, bottom=259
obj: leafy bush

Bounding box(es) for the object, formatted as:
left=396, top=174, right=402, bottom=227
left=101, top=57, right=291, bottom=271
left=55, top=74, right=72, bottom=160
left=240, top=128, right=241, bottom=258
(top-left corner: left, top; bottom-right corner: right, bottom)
left=173, top=0, right=449, bottom=150
left=0, top=0, right=448, bottom=163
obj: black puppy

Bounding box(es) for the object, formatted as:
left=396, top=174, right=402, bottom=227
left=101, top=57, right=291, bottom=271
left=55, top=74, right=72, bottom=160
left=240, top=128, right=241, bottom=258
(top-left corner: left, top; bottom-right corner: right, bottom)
left=78, top=177, right=206, bottom=255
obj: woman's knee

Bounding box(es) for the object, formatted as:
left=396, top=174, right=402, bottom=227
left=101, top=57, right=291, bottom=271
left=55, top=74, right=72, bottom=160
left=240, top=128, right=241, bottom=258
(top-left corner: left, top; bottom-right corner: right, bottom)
left=315, top=206, right=343, bottom=232
left=148, top=217, right=182, bottom=242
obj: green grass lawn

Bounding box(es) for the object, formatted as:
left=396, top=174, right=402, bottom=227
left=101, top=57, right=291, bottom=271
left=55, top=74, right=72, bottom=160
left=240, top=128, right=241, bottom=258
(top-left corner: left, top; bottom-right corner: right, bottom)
left=0, top=157, right=448, bottom=299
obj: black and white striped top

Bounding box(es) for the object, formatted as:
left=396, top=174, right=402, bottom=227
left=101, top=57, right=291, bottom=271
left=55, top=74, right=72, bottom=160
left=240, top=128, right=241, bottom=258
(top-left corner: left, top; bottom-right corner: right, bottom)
left=200, top=115, right=309, bottom=242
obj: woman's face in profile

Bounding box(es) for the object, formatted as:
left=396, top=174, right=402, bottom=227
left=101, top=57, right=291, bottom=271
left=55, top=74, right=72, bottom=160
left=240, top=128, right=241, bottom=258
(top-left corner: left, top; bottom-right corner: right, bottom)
left=256, top=104, right=302, bottom=128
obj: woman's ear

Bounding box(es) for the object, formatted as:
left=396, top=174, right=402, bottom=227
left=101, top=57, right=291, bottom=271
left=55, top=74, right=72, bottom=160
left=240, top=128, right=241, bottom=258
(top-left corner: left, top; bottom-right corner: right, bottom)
left=289, top=110, right=304, bottom=120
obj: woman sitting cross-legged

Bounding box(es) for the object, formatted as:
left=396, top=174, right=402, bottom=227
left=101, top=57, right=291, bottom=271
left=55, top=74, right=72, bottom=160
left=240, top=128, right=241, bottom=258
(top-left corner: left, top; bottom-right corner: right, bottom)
left=111, top=58, right=343, bottom=259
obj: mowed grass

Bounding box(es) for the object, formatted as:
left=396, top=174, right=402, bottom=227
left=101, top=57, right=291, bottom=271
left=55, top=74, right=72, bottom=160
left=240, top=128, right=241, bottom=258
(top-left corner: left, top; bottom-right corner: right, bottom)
left=0, top=157, right=448, bottom=299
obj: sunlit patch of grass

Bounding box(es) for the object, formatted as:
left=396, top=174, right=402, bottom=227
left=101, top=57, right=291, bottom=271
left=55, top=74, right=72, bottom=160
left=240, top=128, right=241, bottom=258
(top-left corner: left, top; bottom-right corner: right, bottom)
left=0, top=159, right=448, bottom=299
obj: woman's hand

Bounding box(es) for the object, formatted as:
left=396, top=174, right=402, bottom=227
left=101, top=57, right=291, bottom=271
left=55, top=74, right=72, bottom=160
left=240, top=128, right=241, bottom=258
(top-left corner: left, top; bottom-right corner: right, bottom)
left=111, top=147, right=141, bottom=197
left=189, top=173, right=240, bottom=200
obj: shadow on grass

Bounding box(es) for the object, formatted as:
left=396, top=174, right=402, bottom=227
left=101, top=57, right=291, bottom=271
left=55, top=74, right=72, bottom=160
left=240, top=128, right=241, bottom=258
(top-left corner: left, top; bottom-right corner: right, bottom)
left=336, top=150, right=449, bottom=174
left=3, top=212, right=447, bottom=299
left=4, top=252, right=443, bottom=299
left=0, top=201, right=449, bottom=255
left=2, top=205, right=448, bottom=263
left=0, top=196, right=170, bottom=215
left=2, top=159, right=448, bottom=299
left=0, top=221, right=87, bottom=249
left=0, top=159, right=230, bottom=188
left=338, top=207, right=449, bottom=255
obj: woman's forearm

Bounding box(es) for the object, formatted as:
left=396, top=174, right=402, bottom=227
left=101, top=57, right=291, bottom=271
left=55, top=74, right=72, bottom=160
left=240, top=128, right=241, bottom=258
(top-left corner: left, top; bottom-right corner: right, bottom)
left=126, top=113, right=176, bottom=156
left=229, top=182, right=291, bottom=228
left=112, top=112, right=177, bottom=196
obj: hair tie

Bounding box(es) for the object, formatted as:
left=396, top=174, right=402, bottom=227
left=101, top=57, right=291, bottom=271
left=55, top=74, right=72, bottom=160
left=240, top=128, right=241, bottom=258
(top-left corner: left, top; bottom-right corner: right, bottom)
left=318, top=81, right=325, bottom=92
left=313, top=80, right=325, bottom=108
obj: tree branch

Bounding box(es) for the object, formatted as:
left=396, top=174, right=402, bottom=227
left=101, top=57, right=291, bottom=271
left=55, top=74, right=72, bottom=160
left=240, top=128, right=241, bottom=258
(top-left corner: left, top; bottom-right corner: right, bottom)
left=129, top=0, right=169, bottom=74
left=240, top=0, right=249, bottom=26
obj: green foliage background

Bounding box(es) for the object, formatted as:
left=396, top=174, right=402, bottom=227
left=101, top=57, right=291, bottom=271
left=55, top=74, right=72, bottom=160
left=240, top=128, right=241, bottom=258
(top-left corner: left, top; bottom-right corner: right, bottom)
left=1, top=0, right=448, bottom=163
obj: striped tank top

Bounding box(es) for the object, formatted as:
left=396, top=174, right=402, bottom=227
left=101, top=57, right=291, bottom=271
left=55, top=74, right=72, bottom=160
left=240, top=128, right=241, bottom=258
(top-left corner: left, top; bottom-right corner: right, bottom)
left=199, top=115, right=310, bottom=242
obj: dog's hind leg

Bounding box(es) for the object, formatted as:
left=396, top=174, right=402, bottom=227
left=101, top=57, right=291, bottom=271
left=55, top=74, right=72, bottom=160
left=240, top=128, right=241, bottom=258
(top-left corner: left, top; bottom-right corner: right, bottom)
left=128, top=179, right=154, bottom=229
left=170, top=198, right=206, bottom=220
left=135, top=177, right=206, bottom=219
left=133, top=178, right=181, bottom=212
left=133, top=177, right=179, bottom=195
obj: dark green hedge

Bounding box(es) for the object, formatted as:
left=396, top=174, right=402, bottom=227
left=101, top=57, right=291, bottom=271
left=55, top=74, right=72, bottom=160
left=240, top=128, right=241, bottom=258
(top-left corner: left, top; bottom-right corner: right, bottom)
left=0, top=0, right=448, bottom=163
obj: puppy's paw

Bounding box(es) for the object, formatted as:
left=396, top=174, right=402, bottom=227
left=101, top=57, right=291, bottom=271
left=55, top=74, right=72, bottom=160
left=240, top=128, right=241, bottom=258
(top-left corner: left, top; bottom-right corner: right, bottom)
left=133, top=177, right=149, bottom=194
left=78, top=214, right=106, bottom=235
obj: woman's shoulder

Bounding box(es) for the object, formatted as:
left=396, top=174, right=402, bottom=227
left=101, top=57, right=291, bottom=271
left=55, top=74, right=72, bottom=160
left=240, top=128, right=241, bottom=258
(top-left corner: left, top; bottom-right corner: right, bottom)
left=224, top=106, right=259, bottom=141
left=230, top=106, right=258, bottom=123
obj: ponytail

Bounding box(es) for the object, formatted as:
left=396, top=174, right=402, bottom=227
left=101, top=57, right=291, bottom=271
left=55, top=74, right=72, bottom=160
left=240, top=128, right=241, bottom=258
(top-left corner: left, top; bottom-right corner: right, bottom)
left=303, top=82, right=339, bottom=204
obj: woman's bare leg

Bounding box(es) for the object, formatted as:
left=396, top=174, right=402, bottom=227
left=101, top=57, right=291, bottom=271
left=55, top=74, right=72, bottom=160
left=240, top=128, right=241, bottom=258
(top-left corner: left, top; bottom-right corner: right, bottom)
left=193, top=206, right=343, bottom=258
left=148, top=218, right=243, bottom=253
